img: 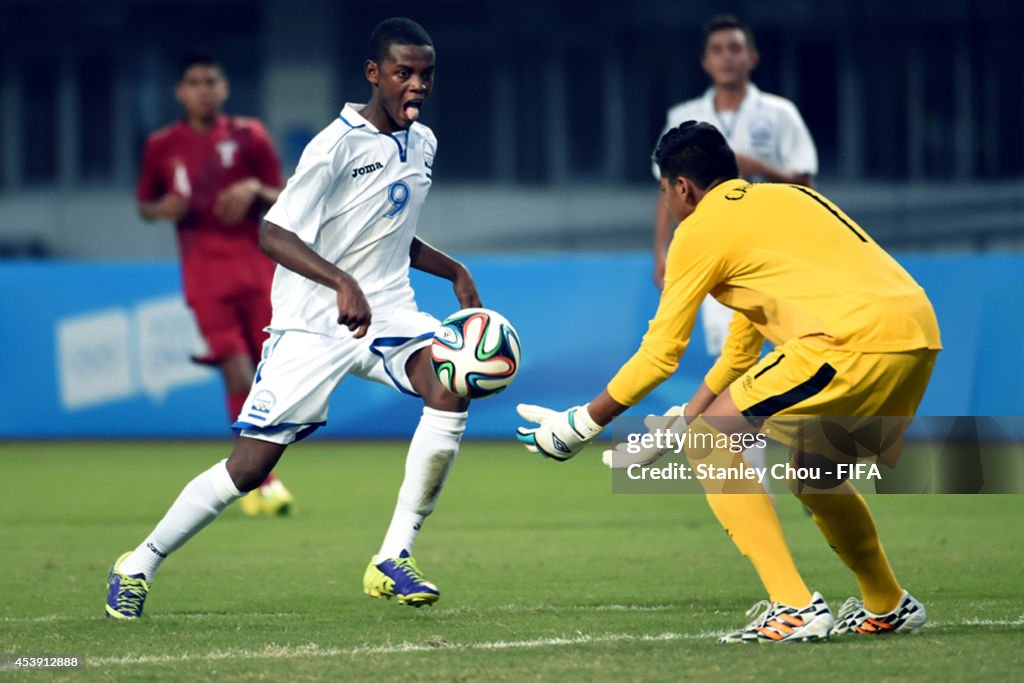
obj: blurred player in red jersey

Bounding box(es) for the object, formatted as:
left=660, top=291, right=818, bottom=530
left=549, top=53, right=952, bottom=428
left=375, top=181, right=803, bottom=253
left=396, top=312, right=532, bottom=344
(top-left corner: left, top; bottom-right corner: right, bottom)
left=136, top=53, right=293, bottom=516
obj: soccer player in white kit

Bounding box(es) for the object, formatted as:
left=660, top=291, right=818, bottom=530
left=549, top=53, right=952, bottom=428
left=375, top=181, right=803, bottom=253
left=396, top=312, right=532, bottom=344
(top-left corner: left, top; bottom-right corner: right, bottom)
left=105, top=18, right=479, bottom=619
left=650, top=15, right=817, bottom=477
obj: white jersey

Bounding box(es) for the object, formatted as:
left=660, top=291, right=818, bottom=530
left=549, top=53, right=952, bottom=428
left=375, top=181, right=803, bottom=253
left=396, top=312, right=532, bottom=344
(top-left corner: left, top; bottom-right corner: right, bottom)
left=264, top=103, right=437, bottom=337
left=651, top=83, right=817, bottom=181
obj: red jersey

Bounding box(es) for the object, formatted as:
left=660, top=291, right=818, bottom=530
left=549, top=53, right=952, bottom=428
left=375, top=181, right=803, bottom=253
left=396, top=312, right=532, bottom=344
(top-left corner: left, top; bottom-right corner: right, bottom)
left=136, top=115, right=283, bottom=303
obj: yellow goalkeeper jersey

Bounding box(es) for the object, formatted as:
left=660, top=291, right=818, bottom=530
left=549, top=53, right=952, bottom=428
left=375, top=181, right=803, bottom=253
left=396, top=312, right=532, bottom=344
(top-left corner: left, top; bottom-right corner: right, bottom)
left=607, top=180, right=942, bottom=407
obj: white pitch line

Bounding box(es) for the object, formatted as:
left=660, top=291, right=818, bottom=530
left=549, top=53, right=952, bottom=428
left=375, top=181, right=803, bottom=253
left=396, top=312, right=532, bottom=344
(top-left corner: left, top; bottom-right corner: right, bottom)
left=938, top=616, right=1024, bottom=628
left=5, top=611, right=1022, bottom=669
left=88, top=631, right=716, bottom=666
left=72, top=615, right=1024, bottom=667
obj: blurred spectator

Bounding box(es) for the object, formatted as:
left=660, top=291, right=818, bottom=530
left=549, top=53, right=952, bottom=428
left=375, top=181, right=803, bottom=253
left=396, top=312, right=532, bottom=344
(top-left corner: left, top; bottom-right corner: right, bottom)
left=136, top=53, right=293, bottom=516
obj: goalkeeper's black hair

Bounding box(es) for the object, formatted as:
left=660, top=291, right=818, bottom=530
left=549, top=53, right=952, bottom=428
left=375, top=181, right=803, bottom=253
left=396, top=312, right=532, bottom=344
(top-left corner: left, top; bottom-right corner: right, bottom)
left=653, top=121, right=739, bottom=189
left=369, top=17, right=433, bottom=63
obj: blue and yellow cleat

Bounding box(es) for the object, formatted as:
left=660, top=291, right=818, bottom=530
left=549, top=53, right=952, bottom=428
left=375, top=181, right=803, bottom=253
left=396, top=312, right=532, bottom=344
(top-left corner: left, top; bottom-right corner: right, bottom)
left=363, top=550, right=440, bottom=607
left=105, top=552, right=149, bottom=620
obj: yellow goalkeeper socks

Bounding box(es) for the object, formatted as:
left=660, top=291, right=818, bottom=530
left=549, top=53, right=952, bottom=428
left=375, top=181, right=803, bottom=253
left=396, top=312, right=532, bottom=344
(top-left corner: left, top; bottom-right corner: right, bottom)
left=797, top=483, right=903, bottom=614
left=705, top=492, right=813, bottom=607
left=684, top=418, right=811, bottom=607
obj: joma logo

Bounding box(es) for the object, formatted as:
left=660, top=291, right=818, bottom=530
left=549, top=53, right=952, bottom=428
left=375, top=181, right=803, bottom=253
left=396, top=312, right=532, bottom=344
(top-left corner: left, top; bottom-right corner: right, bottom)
left=352, top=162, right=384, bottom=178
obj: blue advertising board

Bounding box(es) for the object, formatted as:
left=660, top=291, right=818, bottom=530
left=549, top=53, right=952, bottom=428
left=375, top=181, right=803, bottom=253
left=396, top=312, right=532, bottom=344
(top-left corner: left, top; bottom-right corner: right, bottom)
left=0, top=253, right=1020, bottom=439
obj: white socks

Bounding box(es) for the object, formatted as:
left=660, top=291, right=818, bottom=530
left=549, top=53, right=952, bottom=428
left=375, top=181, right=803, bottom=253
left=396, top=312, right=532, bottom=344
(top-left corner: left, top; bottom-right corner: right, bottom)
left=119, top=459, right=243, bottom=581
left=116, top=408, right=468, bottom=580
left=377, top=407, right=467, bottom=559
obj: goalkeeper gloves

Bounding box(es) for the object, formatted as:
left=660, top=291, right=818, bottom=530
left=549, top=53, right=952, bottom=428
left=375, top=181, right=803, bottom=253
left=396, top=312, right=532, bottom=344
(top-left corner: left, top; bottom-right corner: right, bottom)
left=516, top=403, right=603, bottom=461
left=601, top=403, right=688, bottom=469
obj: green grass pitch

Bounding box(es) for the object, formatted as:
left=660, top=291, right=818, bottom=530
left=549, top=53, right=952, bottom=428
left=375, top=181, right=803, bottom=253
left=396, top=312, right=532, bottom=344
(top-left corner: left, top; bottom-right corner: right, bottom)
left=1, top=441, right=1022, bottom=681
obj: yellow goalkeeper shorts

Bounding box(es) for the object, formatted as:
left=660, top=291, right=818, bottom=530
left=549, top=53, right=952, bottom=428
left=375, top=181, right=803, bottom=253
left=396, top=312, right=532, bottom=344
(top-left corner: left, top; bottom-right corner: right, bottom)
left=728, top=337, right=937, bottom=457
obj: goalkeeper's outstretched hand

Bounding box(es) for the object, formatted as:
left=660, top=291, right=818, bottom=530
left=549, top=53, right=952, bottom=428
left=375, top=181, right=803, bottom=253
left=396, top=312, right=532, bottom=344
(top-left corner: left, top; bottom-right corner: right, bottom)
left=601, top=404, right=688, bottom=469
left=515, top=403, right=604, bottom=462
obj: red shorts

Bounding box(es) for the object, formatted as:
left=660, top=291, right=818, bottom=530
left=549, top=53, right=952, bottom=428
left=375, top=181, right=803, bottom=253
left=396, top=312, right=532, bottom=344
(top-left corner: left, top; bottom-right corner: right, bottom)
left=180, top=245, right=276, bottom=365
left=190, top=287, right=272, bottom=365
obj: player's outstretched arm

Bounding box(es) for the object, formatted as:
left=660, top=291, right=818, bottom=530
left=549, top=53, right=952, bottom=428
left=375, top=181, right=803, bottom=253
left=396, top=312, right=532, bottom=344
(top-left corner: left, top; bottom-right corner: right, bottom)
left=261, top=221, right=372, bottom=337
left=409, top=237, right=481, bottom=308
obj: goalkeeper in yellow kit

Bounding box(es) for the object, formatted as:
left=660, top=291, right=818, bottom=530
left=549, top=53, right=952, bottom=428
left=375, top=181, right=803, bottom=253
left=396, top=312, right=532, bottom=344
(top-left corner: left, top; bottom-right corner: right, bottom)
left=516, top=121, right=941, bottom=643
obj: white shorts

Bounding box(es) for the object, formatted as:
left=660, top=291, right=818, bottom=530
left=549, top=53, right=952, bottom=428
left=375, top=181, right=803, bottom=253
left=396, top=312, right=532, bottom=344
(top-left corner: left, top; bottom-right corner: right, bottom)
left=233, top=308, right=439, bottom=444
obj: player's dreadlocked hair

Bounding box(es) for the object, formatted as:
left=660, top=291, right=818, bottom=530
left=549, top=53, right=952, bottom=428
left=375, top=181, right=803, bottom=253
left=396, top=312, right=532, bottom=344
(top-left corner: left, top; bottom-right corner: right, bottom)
left=369, top=18, right=433, bottom=63
left=653, top=121, right=739, bottom=189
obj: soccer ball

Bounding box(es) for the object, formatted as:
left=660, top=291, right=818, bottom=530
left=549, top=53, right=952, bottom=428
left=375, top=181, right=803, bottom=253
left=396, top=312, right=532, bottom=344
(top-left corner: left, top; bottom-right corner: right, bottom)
left=431, top=308, right=521, bottom=399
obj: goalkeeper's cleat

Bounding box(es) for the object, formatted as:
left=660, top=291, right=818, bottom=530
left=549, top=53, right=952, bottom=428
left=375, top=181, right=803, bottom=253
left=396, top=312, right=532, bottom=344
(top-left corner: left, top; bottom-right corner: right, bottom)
left=105, top=552, right=150, bottom=620
left=363, top=550, right=440, bottom=607
left=719, top=591, right=834, bottom=643
left=239, top=479, right=295, bottom=517
left=831, top=590, right=926, bottom=636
